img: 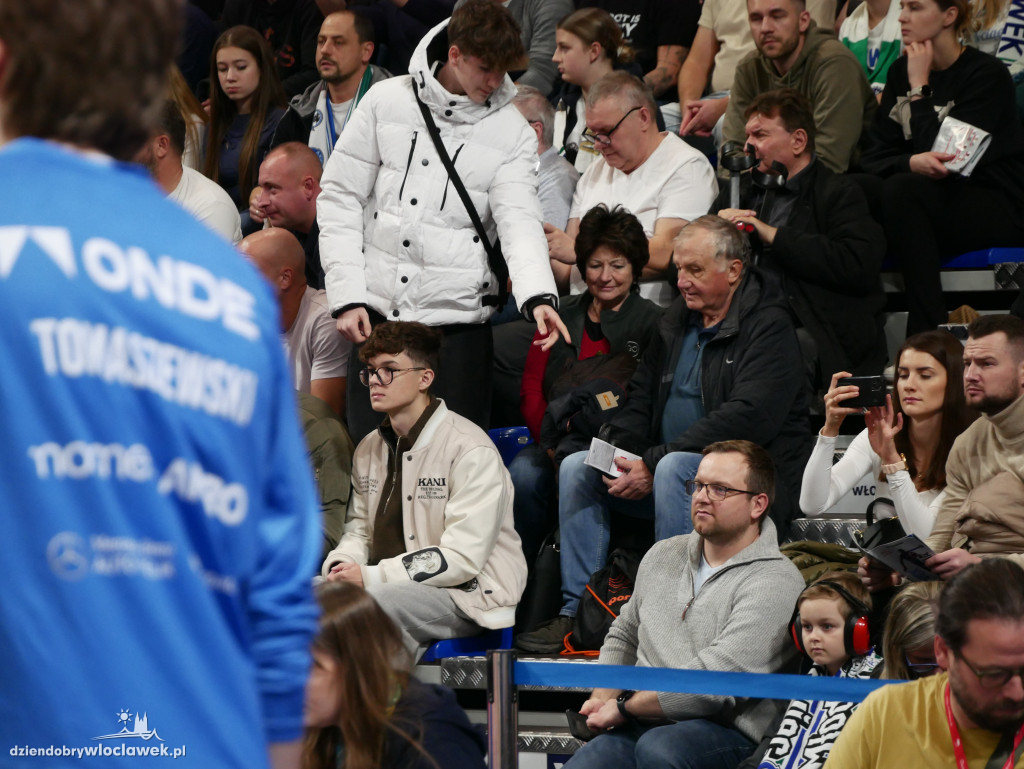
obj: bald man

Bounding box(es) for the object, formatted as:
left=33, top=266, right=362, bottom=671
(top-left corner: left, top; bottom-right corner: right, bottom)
left=243, top=228, right=350, bottom=416
left=250, top=142, right=327, bottom=288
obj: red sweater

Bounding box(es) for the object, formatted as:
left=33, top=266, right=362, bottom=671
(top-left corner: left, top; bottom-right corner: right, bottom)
left=520, top=328, right=611, bottom=440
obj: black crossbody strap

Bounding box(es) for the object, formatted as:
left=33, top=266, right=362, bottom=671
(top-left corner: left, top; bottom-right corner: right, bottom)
left=412, top=81, right=508, bottom=309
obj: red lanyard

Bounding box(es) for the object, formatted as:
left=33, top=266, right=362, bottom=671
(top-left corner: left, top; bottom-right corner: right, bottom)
left=945, top=683, right=1024, bottom=769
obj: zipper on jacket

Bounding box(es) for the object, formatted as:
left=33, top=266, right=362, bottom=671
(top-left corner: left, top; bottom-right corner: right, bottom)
left=680, top=556, right=774, bottom=621
left=399, top=130, right=418, bottom=201
left=440, top=144, right=464, bottom=211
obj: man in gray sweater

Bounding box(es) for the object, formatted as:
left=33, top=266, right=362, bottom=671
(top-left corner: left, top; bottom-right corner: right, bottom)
left=566, top=439, right=806, bottom=769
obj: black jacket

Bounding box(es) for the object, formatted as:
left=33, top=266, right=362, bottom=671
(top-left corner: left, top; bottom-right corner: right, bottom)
left=610, top=267, right=812, bottom=535
left=384, top=679, right=487, bottom=769
left=861, top=46, right=1024, bottom=203
left=717, top=159, right=887, bottom=385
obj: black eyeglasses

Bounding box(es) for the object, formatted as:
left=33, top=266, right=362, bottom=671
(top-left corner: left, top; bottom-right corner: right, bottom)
left=358, top=366, right=426, bottom=387
left=905, top=656, right=940, bottom=679
left=955, top=649, right=1024, bottom=690
left=582, top=105, right=641, bottom=146
left=684, top=480, right=758, bottom=502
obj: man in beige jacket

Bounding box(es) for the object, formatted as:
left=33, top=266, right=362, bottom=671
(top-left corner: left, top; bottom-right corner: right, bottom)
left=322, top=321, right=527, bottom=657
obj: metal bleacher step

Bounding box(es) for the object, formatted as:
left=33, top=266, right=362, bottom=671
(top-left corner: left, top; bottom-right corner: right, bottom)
left=428, top=652, right=597, bottom=691
left=518, top=726, right=581, bottom=755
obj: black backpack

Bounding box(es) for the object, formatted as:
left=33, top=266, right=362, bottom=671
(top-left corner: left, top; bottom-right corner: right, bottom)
left=563, top=548, right=642, bottom=655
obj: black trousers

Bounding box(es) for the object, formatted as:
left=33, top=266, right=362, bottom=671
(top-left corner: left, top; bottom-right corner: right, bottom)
left=856, top=173, right=1024, bottom=335
left=345, top=312, right=494, bottom=443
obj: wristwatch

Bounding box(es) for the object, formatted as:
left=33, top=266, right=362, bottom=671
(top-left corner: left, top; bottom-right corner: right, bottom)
left=616, top=690, right=637, bottom=722
left=907, top=84, right=932, bottom=99
left=882, top=452, right=908, bottom=475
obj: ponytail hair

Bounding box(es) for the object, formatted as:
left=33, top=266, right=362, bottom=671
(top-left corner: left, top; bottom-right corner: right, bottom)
left=557, top=8, right=635, bottom=68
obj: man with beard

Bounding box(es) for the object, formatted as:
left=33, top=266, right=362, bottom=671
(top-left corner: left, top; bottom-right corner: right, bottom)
left=560, top=440, right=805, bottom=769
left=721, top=0, right=875, bottom=173
left=269, top=10, right=391, bottom=161
left=825, top=558, right=1024, bottom=769
left=144, top=100, right=242, bottom=243
left=860, top=314, right=1024, bottom=589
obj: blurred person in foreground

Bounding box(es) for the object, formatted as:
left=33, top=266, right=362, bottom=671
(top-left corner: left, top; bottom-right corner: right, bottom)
left=0, top=1, right=322, bottom=766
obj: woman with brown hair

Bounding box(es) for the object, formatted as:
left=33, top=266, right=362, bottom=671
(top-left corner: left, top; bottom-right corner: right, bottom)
left=203, top=26, right=286, bottom=210
left=550, top=7, right=634, bottom=170
left=800, top=330, right=977, bottom=539
left=303, top=582, right=486, bottom=769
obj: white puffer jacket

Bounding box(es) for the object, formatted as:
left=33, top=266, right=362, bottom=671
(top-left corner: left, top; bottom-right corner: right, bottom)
left=318, top=19, right=556, bottom=325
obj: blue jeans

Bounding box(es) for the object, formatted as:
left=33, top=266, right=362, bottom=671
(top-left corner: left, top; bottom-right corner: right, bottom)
left=509, top=443, right=557, bottom=563
left=565, top=719, right=755, bottom=769
left=558, top=450, right=701, bottom=615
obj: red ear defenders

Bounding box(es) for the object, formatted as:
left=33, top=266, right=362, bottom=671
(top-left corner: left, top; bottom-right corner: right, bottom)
left=789, top=580, right=872, bottom=658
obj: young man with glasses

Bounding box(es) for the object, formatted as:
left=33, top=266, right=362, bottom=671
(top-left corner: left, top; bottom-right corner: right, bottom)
left=545, top=70, right=718, bottom=293
left=321, top=321, right=527, bottom=658
left=562, top=440, right=806, bottom=769
left=825, top=558, right=1024, bottom=769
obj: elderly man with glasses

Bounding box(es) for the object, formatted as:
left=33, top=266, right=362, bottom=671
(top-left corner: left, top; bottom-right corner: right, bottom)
left=321, top=320, right=527, bottom=659
left=516, top=215, right=811, bottom=655
left=826, top=558, right=1024, bottom=769
left=544, top=70, right=718, bottom=294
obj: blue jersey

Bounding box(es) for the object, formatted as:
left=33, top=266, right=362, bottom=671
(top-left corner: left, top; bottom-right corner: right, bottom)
left=0, top=139, right=321, bottom=767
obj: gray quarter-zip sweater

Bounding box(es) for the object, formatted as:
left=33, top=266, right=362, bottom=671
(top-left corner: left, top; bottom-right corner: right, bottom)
left=599, top=518, right=805, bottom=742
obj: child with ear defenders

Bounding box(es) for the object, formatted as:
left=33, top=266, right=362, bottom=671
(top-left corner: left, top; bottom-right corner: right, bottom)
left=738, top=571, right=884, bottom=769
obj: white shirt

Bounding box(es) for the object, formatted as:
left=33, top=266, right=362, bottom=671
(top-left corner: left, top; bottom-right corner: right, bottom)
left=799, top=429, right=944, bottom=540
left=284, top=286, right=351, bottom=391
left=168, top=165, right=242, bottom=244
left=567, top=132, right=718, bottom=292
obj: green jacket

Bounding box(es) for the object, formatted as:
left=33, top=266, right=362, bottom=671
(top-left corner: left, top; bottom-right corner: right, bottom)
left=297, top=391, right=355, bottom=561
left=723, top=22, right=877, bottom=173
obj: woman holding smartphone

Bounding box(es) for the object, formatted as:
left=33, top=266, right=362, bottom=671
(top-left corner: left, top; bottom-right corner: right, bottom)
left=799, top=330, right=975, bottom=538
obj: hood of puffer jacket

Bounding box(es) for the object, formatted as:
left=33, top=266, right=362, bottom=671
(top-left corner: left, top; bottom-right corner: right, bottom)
left=407, top=18, right=519, bottom=125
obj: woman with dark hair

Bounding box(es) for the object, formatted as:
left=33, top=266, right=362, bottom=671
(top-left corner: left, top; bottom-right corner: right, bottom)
left=303, top=582, right=486, bottom=769
left=551, top=8, right=634, bottom=170
left=800, top=330, right=977, bottom=538
left=204, top=26, right=286, bottom=210
left=510, top=205, right=663, bottom=562
left=859, top=0, right=1024, bottom=335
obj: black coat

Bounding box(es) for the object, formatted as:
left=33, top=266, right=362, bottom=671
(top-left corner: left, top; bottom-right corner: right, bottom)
left=610, top=267, right=812, bottom=536
left=717, top=159, right=887, bottom=385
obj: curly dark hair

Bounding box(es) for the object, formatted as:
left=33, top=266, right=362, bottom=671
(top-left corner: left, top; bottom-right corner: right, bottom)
left=359, top=321, right=443, bottom=373
left=574, top=205, right=650, bottom=293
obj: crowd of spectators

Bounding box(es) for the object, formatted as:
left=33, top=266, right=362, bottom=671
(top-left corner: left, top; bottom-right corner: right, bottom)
left=6, top=0, right=1024, bottom=767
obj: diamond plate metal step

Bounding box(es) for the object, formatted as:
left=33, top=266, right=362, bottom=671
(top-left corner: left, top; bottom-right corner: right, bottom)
left=435, top=653, right=598, bottom=691
left=518, top=728, right=581, bottom=754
